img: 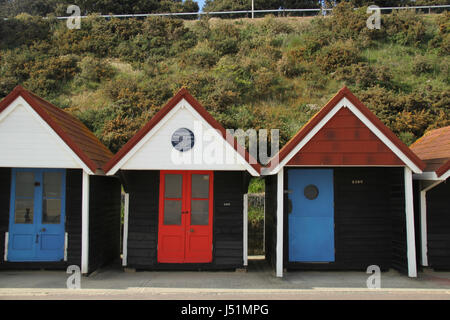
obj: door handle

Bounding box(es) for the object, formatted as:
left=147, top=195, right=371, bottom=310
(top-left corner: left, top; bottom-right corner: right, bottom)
left=35, top=234, right=39, bottom=243
left=190, top=229, right=194, bottom=233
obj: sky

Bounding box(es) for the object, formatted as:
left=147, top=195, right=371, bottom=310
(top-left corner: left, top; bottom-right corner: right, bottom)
left=196, top=0, right=206, bottom=11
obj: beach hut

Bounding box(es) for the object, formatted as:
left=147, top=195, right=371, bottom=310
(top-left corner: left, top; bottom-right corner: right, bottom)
left=0, top=86, right=121, bottom=274
left=103, top=88, right=260, bottom=270
left=264, top=87, right=425, bottom=278
left=410, top=126, right=450, bottom=270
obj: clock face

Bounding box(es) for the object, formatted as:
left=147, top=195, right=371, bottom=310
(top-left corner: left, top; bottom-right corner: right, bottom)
left=171, top=128, right=195, bottom=152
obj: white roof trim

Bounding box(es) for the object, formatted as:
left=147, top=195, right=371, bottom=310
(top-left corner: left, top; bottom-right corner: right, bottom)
left=106, top=98, right=259, bottom=176
left=267, top=97, right=422, bottom=175
left=0, top=96, right=94, bottom=174
left=413, top=171, right=441, bottom=181
left=440, top=170, right=450, bottom=181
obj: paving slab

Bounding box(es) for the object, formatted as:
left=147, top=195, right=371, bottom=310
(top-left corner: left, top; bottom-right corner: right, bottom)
left=0, top=257, right=449, bottom=299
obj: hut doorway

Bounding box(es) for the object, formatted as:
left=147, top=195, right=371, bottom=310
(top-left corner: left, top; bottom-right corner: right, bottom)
left=287, top=168, right=335, bottom=262
left=157, top=170, right=214, bottom=263
left=8, top=168, right=66, bottom=262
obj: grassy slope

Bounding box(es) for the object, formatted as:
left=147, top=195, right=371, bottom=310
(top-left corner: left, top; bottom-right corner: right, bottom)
left=1, top=11, right=448, bottom=153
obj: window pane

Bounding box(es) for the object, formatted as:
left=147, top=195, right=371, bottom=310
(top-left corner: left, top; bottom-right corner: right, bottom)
left=15, top=172, right=34, bottom=198
left=191, top=174, right=209, bottom=198
left=43, top=172, right=62, bottom=198
left=164, top=174, right=182, bottom=198
left=191, top=200, right=209, bottom=225
left=15, top=199, right=34, bottom=224
left=164, top=200, right=182, bottom=225
left=43, top=199, right=61, bottom=224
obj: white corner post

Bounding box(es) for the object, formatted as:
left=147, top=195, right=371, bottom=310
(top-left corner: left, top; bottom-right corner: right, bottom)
left=404, top=167, right=417, bottom=278
left=4, top=232, right=8, bottom=261
left=122, top=193, right=130, bottom=267
left=420, top=189, right=428, bottom=267
left=276, top=168, right=284, bottom=277
left=243, top=193, right=248, bottom=267
left=81, top=171, right=90, bottom=274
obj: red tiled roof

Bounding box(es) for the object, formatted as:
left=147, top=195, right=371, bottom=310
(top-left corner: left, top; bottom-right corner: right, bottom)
left=410, top=126, right=450, bottom=177
left=267, top=86, right=426, bottom=173
left=0, top=85, right=113, bottom=172
left=103, top=87, right=261, bottom=175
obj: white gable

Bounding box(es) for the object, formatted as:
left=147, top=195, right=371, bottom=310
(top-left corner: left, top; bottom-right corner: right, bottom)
left=110, top=98, right=258, bottom=175
left=0, top=97, right=88, bottom=171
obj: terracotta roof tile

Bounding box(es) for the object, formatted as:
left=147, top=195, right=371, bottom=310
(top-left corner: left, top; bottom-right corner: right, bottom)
left=410, top=126, right=450, bottom=176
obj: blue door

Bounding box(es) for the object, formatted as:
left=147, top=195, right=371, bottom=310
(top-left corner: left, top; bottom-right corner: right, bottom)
left=288, top=169, right=334, bottom=262
left=8, top=168, right=66, bottom=262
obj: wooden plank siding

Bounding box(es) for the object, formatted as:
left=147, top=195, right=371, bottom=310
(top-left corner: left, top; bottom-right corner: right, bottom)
left=0, top=167, right=11, bottom=265
left=283, top=167, right=409, bottom=273
left=88, top=175, right=122, bottom=272
left=124, top=170, right=249, bottom=270
left=390, top=168, right=408, bottom=274
left=264, top=174, right=277, bottom=270
left=65, top=169, right=83, bottom=267
left=0, top=168, right=82, bottom=270
left=124, top=170, right=159, bottom=268
left=426, top=180, right=450, bottom=270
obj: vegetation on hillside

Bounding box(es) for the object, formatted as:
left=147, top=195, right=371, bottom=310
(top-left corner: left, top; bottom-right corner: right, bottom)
left=0, top=0, right=199, bottom=17
left=0, top=3, right=448, bottom=154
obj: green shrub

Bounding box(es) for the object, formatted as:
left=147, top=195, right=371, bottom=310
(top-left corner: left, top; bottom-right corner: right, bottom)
left=411, top=55, right=434, bottom=75
left=0, top=14, right=51, bottom=49
left=76, top=56, right=115, bottom=83
left=316, top=40, right=362, bottom=73
left=182, top=41, right=219, bottom=68
left=100, top=114, right=150, bottom=153
left=277, top=54, right=307, bottom=78
left=334, top=63, right=394, bottom=90
left=23, top=55, right=79, bottom=96
left=384, top=10, right=427, bottom=47
left=209, top=23, right=240, bottom=55
left=0, top=76, right=17, bottom=97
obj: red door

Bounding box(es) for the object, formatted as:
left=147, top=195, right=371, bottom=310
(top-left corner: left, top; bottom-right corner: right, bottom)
left=157, top=171, right=213, bottom=263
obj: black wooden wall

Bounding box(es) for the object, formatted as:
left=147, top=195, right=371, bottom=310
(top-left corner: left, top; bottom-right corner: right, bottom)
left=88, top=175, right=122, bottom=273
left=124, top=170, right=159, bottom=268
left=283, top=167, right=408, bottom=273
left=65, top=169, right=83, bottom=267
left=124, top=170, right=249, bottom=270
left=426, top=179, right=450, bottom=270
left=0, top=167, right=11, bottom=265
left=389, top=168, right=408, bottom=274
left=0, top=168, right=82, bottom=269
left=264, top=174, right=277, bottom=270
left=213, top=171, right=248, bottom=268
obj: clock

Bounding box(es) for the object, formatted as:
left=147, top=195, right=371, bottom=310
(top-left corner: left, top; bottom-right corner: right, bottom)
left=171, top=128, right=195, bottom=152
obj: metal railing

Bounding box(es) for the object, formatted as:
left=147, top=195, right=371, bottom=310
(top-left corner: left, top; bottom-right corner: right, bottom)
left=51, top=5, right=450, bottom=20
